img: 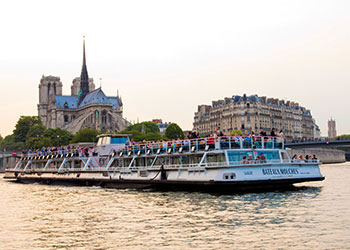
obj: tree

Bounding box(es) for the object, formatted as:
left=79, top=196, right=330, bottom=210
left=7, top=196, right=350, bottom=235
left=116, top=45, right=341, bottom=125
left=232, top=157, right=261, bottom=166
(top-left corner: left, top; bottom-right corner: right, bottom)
left=165, top=123, right=184, bottom=140
left=43, top=128, right=74, bottom=146
left=71, top=128, right=101, bottom=143
left=118, top=122, right=163, bottom=142
left=143, top=132, right=163, bottom=141
left=13, top=116, right=42, bottom=143
left=229, top=130, right=243, bottom=136
left=0, top=134, right=25, bottom=151
left=336, top=134, right=350, bottom=140
left=125, top=122, right=160, bottom=134
left=26, top=124, right=46, bottom=149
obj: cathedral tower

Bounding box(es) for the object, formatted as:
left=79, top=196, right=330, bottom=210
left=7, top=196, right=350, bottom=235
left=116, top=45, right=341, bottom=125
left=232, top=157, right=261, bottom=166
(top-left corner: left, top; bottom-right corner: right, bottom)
left=38, top=75, right=62, bottom=127
left=78, top=38, right=90, bottom=105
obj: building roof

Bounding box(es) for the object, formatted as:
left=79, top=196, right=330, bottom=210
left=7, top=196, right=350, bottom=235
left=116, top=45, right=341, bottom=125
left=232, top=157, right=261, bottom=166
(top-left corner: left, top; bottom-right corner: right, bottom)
left=55, top=88, right=120, bottom=109
left=78, top=88, right=120, bottom=108
left=56, top=96, right=78, bottom=109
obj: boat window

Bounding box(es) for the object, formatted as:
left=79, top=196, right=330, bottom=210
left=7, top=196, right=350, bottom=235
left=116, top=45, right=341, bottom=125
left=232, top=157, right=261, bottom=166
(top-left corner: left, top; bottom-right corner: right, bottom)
left=170, top=156, right=181, bottom=165
left=111, top=137, right=129, bottom=144
left=280, top=152, right=289, bottom=162
left=97, top=138, right=103, bottom=146
left=255, top=150, right=280, bottom=160
left=146, top=157, right=154, bottom=166
left=135, top=158, right=146, bottom=167
left=227, top=151, right=254, bottom=165
left=100, top=136, right=111, bottom=145
left=154, top=156, right=169, bottom=166
left=206, top=153, right=225, bottom=163
left=179, top=155, right=189, bottom=165
left=123, top=158, right=132, bottom=167
left=189, top=155, right=202, bottom=165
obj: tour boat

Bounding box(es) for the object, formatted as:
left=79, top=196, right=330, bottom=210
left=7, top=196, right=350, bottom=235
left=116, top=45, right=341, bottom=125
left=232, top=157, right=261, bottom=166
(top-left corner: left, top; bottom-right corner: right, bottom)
left=4, top=134, right=325, bottom=191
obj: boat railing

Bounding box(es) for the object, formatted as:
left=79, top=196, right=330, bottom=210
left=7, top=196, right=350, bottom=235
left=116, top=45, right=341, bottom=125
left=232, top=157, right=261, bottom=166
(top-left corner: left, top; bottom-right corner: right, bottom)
left=118, top=136, right=284, bottom=157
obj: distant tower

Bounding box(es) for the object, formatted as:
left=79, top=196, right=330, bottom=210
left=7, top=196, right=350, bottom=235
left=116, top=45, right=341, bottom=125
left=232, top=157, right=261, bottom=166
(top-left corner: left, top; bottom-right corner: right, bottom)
left=38, top=75, right=62, bottom=128
left=78, top=37, right=90, bottom=105
left=328, top=118, right=337, bottom=138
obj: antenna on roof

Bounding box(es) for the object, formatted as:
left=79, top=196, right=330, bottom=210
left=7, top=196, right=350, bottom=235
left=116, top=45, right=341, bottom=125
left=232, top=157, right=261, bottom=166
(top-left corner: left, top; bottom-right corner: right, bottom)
left=99, top=78, right=102, bottom=89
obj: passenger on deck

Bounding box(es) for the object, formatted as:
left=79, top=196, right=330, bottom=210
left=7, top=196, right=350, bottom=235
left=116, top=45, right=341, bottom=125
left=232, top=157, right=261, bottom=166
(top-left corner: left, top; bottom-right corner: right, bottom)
left=241, top=156, right=248, bottom=164
left=255, top=156, right=261, bottom=164
left=296, top=155, right=304, bottom=163
left=260, top=131, right=267, bottom=136
left=207, top=136, right=215, bottom=144
left=260, top=153, right=267, bottom=163
left=248, top=155, right=254, bottom=164
left=270, top=128, right=276, bottom=137
left=277, top=129, right=284, bottom=137
left=312, top=155, right=318, bottom=162
left=305, top=155, right=310, bottom=162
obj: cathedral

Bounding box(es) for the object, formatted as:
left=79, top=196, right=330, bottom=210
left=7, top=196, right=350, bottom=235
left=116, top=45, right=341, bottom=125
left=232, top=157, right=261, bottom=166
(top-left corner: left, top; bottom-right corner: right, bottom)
left=37, top=39, right=131, bottom=133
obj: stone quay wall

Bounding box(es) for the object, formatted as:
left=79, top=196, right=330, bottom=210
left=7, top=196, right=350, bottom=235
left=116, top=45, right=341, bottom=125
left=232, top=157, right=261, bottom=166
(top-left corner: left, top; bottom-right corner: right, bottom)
left=0, top=154, right=19, bottom=173
left=287, top=148, right=346, bottom=164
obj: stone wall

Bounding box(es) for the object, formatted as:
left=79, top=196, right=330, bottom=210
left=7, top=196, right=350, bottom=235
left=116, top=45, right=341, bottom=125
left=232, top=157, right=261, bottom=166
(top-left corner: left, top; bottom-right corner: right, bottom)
left=287, top=148, right=346, bottom=164
left=0, top=154, right=20, bottom=173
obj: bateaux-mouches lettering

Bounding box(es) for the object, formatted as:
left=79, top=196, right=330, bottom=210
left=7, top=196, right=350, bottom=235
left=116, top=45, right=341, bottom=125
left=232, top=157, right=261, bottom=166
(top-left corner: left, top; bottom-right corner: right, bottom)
left=262, top=168, right=299, bottom=176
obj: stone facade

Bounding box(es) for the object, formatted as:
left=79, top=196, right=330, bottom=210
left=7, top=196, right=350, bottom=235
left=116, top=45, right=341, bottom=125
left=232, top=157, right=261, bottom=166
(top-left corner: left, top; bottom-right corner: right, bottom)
left=193, top=94, right=319, bottom=141
left=37, top=40, right=130, bottom=133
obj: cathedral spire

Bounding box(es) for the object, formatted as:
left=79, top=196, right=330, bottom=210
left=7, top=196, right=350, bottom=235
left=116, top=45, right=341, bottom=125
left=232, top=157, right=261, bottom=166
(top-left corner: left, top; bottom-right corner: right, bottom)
left=78, top=36, right=90, bottom=105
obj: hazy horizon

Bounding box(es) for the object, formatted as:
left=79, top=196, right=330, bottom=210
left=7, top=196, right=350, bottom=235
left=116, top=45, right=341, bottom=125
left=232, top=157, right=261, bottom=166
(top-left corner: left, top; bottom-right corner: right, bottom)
left=1, top=0, right=349, bottom=137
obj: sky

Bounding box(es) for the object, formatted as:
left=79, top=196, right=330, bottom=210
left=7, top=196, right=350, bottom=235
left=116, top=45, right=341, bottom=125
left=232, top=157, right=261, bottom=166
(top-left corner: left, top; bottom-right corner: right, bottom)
left=0, top=0, right=349, bottom=137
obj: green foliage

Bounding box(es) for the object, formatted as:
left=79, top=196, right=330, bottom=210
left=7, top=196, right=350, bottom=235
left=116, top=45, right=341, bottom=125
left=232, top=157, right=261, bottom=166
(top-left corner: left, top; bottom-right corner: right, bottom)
left=117, top=122, right=163, bottom=142
left=13, top=116, right=42, bottom=143
left=25, top=125, right=74, bottom=149
left=143, top=132, right=163, bottom=141
left=44, top=128, right=74, bottom=146
left=336, top=134, right=350, bottom=140
left=71, top=128, right=101, bottom=143
left=125, top=122, right=160, bottom=134
left=0, top=135, right=25, bottom=151
left=229, top=130, right=243, bottom=136
left=25, top=124, right=46, bottom=149
left=165, top=123, right=184, bottom=140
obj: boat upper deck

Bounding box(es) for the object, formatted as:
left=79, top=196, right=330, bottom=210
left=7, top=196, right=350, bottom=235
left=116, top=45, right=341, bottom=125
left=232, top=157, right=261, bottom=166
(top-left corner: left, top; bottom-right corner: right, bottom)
left=116, top=136, right=284, bottom=157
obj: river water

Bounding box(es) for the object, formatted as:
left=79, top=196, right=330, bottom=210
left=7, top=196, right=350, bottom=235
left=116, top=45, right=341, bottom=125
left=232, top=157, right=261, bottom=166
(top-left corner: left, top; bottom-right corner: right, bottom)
left=0, top=163, right=349, bottom=250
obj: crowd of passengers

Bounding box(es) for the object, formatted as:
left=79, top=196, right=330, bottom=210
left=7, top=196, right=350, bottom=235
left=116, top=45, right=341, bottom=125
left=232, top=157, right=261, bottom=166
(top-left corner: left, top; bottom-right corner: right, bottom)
left=291, top=154, right=318, bottom=163
left=241, top=154, right=267, bottom=164
left=21, top=146, right=97, bottom=159
left=22, top=128, right=283, bottom=159
left=122, top=128, right=283, bottom=149
left=241, top=153, right=318, bottom=164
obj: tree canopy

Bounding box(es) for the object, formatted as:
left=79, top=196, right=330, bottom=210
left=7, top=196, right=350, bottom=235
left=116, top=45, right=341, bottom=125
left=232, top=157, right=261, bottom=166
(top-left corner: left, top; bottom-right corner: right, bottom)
left=0, top=135, right=25, bottom=151
left=124, top=122, right=160, bottom=134
left=71, top=128, right=101, bottom=143
left=1, top=116, right=75, bottom=150
left=336, top=134, right=350, bottom=140
left=165, top=123, right=184, bottom=140
left=117, top=122, right=163, bottom=142
left=229, top=130, right=243, bottom=136
left=13, top=116, right=42, bottom=143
